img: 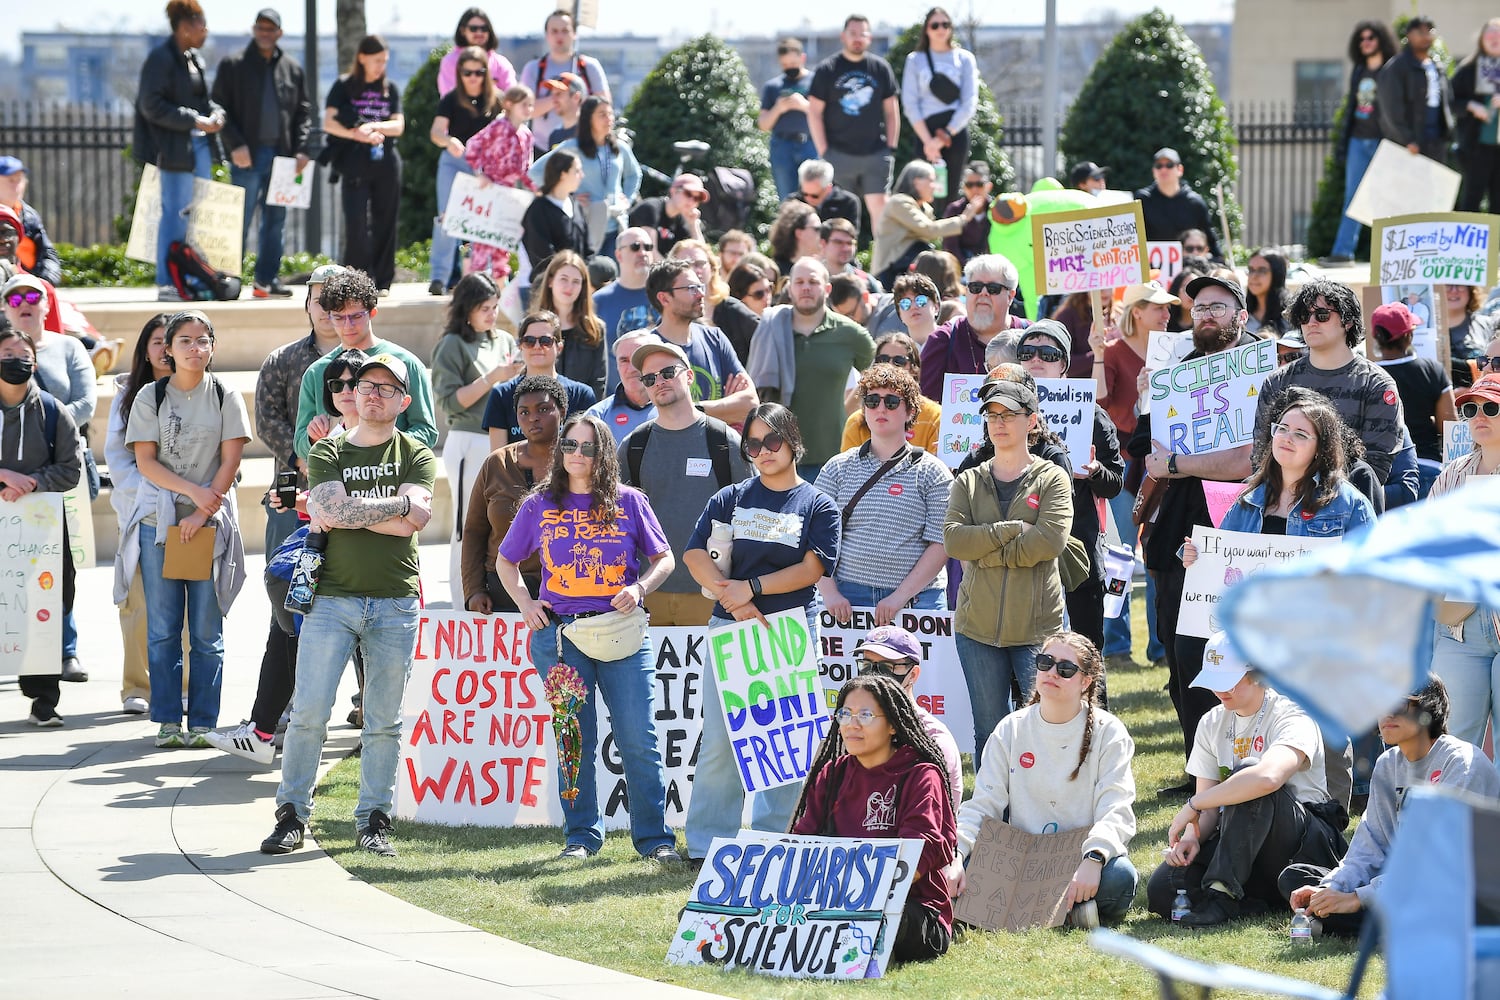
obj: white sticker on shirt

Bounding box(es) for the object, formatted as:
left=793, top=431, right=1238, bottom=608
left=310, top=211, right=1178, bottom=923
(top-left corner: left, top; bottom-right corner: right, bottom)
left=863, top=784, right=897, bottom=831
left=732, top=505, right=805, bottom=547
left=685, top=458, right=712, bottom=478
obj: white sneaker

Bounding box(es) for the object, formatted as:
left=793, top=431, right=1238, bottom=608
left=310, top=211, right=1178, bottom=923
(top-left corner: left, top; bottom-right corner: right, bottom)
left=204, top=721, right=276, bottom=765
left=122, top=697, right=149, bottom=715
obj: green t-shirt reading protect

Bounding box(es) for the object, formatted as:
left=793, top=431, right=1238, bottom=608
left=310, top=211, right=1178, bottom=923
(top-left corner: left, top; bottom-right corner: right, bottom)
left=308, top=430, right=437, bottom=598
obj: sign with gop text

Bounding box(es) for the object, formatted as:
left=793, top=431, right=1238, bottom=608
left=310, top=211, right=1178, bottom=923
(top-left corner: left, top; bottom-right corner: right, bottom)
left=1031, top=201, right=1148, bottom=298
left=1146, top=240, right=1184, bottom=281
left=443, top=173, right=534, bottom=252
left=1179, top=527, right=1337, bottom=638
left=938, top=373, right=985, bottom=469
left=0, top=493, right=64, bottom=676
left=1372, top=212, right=1497, bottom=289
left=1149, top=339, right=1276, bottom=456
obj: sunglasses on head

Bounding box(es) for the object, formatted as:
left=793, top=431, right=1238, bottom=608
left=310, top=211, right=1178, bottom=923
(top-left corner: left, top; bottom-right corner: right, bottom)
left=874, top=353, right=912, bottom=367
left=897, top=294, right=931, bottom=311
left=1035, top=652, right=1082, bottom=678
left=863, top=393, right=902, bottom=411
left=558, top=437, right=599, bottom=457
left=639, top=364, right=684, bottom=387
left=460, top=68, right=486, bottom=78
left=520, top=334, right=556, bottom=348
left=5, top=290, right=43, bottom=307
left=966, top=281, right=1011, bottom=296
left=1017, top=343, right=1066, bottom=364
left=745, top=432, right=786, bottom=458
left=1460, top=400, right=1500, bottom=419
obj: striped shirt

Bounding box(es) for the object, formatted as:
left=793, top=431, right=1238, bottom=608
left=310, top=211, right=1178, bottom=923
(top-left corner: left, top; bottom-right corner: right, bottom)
left=813, top=442, right=952, bottom=590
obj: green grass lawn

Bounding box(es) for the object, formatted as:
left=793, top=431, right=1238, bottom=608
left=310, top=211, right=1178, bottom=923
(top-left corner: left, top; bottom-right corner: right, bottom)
left=312, top=593, right=1381, bottom=999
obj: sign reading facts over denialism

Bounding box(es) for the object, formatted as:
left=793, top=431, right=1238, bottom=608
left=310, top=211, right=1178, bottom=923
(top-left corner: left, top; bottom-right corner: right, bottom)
left=1372, top=212, right=1497, bottom=288
left=1031, top=201, right=1148, bottom=298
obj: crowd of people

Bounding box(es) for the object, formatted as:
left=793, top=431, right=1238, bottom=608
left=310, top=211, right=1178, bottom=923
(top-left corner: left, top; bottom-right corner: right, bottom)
left=3, top=0, right=1500, bottom=972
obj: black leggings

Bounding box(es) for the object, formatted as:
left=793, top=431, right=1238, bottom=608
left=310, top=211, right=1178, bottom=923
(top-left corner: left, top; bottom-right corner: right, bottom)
left=339, top=155, right=402, bottom=290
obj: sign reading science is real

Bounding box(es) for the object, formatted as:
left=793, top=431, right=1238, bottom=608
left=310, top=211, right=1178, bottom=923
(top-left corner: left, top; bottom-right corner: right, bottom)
left=1031, top=201, right=1148, bottom=298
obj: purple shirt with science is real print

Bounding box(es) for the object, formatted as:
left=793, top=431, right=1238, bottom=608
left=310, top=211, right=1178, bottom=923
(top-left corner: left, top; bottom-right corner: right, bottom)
left=498, top=485, right=668, bottom=615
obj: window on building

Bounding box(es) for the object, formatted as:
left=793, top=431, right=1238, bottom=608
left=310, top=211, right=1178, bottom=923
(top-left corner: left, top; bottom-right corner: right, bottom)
left=1294, top=61, right=1343, bottom=120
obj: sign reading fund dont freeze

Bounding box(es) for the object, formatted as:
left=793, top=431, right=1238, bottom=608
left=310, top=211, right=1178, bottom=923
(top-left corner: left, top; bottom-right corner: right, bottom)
left=708, top=610, right=829, bottom=794
left=1149, top=339, right=1277, bottom=456
left=1372, top=212, right=1497, bottom=288
left=1031, top=201, right=1148, bottom=297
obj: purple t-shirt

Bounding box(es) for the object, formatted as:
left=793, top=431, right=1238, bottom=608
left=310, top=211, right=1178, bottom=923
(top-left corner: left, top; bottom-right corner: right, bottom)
left=498, top=485, right=668, bottom=614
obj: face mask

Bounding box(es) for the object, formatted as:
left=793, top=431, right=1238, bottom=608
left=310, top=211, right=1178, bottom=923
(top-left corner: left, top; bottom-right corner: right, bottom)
left=0, top=357, right=34, bottom=385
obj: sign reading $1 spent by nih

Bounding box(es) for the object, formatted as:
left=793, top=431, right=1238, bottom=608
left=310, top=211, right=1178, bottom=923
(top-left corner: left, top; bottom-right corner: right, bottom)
left=1372, top=212, right=1497, bottom=287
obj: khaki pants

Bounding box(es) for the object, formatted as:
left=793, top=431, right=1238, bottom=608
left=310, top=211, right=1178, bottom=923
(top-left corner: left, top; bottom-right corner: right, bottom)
left=117, top=565, right=190, bottom=704
left=643, top=590, right=716, bottom=628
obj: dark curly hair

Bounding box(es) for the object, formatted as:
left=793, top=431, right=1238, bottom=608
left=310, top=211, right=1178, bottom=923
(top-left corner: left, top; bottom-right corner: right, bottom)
left=855, top=363, right=922, bottom=431
left=1246, top=388, right=1355, bottom=515
left=542, top=413, right=620, bottom=522
left=514, top=373, right=568, bottom=420
left=1348, top=20, right=1398, bottom=63
left=769, top=201, right=819, bottom=264
left=1288, top=279, right=1363, bottom=349
left=1026, top=632, right=1105, bottom=781
left=319, top=268, right=380, bottom=314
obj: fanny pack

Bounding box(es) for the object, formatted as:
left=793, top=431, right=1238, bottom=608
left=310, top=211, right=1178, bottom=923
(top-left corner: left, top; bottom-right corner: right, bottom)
left=924, top=51, right=962, bottom=105
left=561, top=605, right=648, bottom=661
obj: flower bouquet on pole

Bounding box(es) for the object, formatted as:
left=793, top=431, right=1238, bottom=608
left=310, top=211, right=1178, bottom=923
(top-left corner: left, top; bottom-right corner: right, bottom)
left=542, top=663, right=589, bottom=805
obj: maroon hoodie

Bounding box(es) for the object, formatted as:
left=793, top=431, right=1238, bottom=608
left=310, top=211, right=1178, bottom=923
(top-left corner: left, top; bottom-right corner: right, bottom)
left=792, top=744, right=956, bottom=931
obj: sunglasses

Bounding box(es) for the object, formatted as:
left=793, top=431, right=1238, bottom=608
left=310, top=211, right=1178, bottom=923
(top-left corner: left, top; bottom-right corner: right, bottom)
left=1153, top=161, right=1177, bottom=170
left=928, top=20, right=951, bottom=29
left=745, top=432, right=786, bottom=458
left=855, top=655, right=917, bottom=679
left=1307, top=307, right=1338, bottom=323
left=744, top=288, right=769, bottom=300
left=1481, top=356, right=1500, bottom=372
left=1460, top=400, right=1500, bottom=419
left=460, top=68, right=486, bottom=78
left=520, top=334, right=556, bottom=348
left=1183, top=244, right=1208, bottom=254
left=1035, top=652, right=1082, bottom=678
left=1017, top=343, right=1066, bottom=364
left=326, top=377, right=360, bottom=392
left=639, top=364, right=684, bottom=387
left=5, top=290, right=43, bottom=307
left=897, top=294, right=932, bottom=311
left=963, top=179, right=986, bottom=189
left=1359, top=33, right=1377, bottom=41
left=621, top=241, right=654, bottom=253
left=874, top=353, right=912, bottom=367
left=465, top=22, right=489, bottom=31
left=558, top=437, right=599, bottom=457
left=863, top=393, right=903, bottom=411
left=966, top=281, right=1011, bottom=296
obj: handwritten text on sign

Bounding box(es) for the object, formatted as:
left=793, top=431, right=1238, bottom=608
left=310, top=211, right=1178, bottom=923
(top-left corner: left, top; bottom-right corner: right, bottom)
left=1179, top=527, right=1337, bottom=638
left=1149, top=339, right=1276, bottom=456
left=267, top=156, right=314, bottom=209
left=1031, top=201, right=1148, bottom=297
left=0, top=493, right=64, bottom=676
left=1037, top=378, right=1095, bottom=472
left=442, top=173, right=535, bottom=251
left=124, top=165, right=246, bottom=275
left=1373, top=212, right=1497, bottom=287
left=938, top=373, right=985, bottom=469
left=953, top=820, right=1089, bottom=931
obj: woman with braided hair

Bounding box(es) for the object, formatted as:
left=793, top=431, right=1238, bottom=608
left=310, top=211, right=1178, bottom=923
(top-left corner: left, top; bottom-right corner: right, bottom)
left=942, top=631, right=1139, bottom=926
left=791, top=673, right=956, bottom=961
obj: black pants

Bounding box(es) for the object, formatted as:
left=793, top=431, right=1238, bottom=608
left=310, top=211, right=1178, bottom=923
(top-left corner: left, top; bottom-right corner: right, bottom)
left=1065, top=579, right=1108, bottom=709
left=891, top=901, right=950, bottom=963
left=1277, top=863, right=1367, bottom=938
left=937, top=127, right=971, bottom=202
left=339, top=155, right=402, bottom=290
left=20, top=521, right=76, bottom=712
left=1459, top=144, right=1500, bottom=212
left=251, top=617, right=297, bottom=734
left=1153, top=566, right=1218, bottom=763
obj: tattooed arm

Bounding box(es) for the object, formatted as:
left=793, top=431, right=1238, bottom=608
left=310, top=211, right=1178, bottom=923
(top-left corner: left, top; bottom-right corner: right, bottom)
left=307, top=481, right=433, bottom=530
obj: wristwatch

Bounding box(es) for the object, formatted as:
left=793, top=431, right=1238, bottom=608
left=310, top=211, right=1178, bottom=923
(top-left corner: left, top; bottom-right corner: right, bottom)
left=1167, top=453, right=1179, bottom=476
left=1083, top=850, right=1107, bottom=865
left=749, top=577, right=763, bottom=598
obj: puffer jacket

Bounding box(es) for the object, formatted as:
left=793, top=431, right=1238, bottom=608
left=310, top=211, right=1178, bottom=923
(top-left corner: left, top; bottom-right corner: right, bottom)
left=944, top=455, right=1072, bottom=647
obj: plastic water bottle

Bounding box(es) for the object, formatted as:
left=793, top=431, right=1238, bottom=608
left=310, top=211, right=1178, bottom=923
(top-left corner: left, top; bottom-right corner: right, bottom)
left=702, top=521, right=734, bottom=600
left=933, top=159, right=949, bottom=200
left=284, top=531, right=328, bottom=615
left=370, top=140, right=384, bottom=162
left=1290, top=908, right=1314, bottom=944
left=1171, top=889, right=1191, bottom=923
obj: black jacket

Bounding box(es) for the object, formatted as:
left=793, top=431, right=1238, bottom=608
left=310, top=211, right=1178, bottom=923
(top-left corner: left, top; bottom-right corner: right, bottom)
left=1133, top=180, right=1220, bottom=258
left=210, top=42, right=312, bottom=157
left=521, top=196, right=589, bottom=278
left=133, top=35, right=222, bottom=172
left=1377, top=48, right=1453, bottom=149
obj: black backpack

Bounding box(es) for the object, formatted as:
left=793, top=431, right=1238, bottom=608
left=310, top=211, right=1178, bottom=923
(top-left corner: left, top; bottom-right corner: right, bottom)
left=166, top=240, right=242, bottom=301
left=700, top=166, right=755, bottom=235
left=625, top=417, right=734, bottom=489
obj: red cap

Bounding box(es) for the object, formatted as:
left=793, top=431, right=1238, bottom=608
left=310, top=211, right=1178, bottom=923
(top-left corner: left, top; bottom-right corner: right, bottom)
left=1370, top=301, right=1418, bottom=338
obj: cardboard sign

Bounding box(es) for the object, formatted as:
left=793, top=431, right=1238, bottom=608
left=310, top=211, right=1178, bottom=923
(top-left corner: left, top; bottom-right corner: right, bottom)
left=938, top=373, right=986, bottom=469
left=1360, top=284, right=1451, bottom=370
left=1037, top=378, right=1095, bottom=472
left=953, top=819, right=1090, bottom=931
left=0, top=493, right=64, bottom=676
left=1031, top=201, right=1148, bottom=298
left=1147, top=240, right=1185, bottom=281
left=1346, top=140, right=1462, bottom=227
left=267, top=156, right=314, bottom=209
left=667, top=833, right=921, bottom=979
left=1444, top=420, right=1474, bottom=465
left=1148, top=339, right=1277, bottom=456
left=1179, top=527, right=1337, bottom=638
left=707, top=610, right=829, bottom=794
left=1372, top=212, right=1496, bottom=288
left=442, top=173, right=534, bottom=252
left=125, top=164, right=246, bottom=274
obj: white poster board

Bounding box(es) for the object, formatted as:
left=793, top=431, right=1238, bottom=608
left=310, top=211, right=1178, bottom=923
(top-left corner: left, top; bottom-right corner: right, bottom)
left=266, top=156, right=314, bottom=210
left=1148, top=339, right=1277, bottom=455
left=442, top=173, right=535, bottom=251
left=938, top=372, right=986, bottom=469
left=1346, top=140, right=1462, bottom=227
left=1179, top=527, right=1338, bottom=638
left=1444, top=420, right=1474, bottom=465
left=125, top=164, right=246, bottom=274
left=0, top=493, right=64, bottom=676
left=1146, top=330, right=1194, bottom=371
left=1147, top=241, right=1185, bottom=281
left=1036, top=378, right=1095, bottom=471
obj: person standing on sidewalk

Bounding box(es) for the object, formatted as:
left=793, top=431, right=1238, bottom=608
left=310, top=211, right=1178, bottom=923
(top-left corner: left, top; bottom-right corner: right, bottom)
left=759, top=38, right=817, bottom=200
left=262, top=353, right=436, bottom=857
left=1322, top=20, right=1397, bottom=264
left=1378, top=15, right=1454, bottom=164
left=210, top=7, right=312, bottom=299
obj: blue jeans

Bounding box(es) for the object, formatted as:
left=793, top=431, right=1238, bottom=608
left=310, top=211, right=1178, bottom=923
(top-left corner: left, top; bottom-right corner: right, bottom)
left=62, top=610, right=77, bottom=658
left=429, top=151, right=476, bottom=286
left=138, top=523, right=224, bottom=728
left=833, top=579, right=946, bottom=612
left=685, top=608, right=818, bottom=859
left=277, top=595, right=420, bottom=826
left=530, top=617, right=672, bottom=856
left=953, top=632, right=1037, bottom=765
left=1431, top=611, right=1500, bottom=748
left=156, top=134, right=213, bottom=285
left=231, top=143, right=287, bottom=288
left=1101, top=487, right=1164, bottom=661
left=1094, top=856, right=1140, bottom=925
left=1332, top=137, right=1380, bottom=258
left=769, top=134, right=818, bottom=200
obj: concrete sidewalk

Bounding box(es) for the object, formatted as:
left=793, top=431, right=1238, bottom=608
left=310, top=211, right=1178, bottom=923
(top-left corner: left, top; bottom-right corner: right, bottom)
left=1, top=545, right=722, bottom=999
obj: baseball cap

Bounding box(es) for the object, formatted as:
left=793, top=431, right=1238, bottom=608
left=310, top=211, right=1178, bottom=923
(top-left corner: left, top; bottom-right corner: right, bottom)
left=1153, top=147, right=1182, bottom=166
left=1121, top=280, right=1180, bottom=310
left=0, top=156, right=25, bottom=176
left=309, top=263, right=346, bottom=286
left=979, top=363, right=1039, bottom=414
left=1185, top=274, right=1247, bottom=310
left=1192, top=631, right=1251, bottom=691
left=1, top=272, right=49, bottom=298
left=541, top=72, right=587, bottom=96
left=1069, top=161, right=1108, bottom=185
left=630, top=337, right=690, bottom=372
left=1019, top=318, right=1072, bottom=359
left=359, top=353, right=409, bottom=390
left=1371, top=301, right=1419, bottom=338
left=1455, top=372, right=1500, bottom=409
left=670, top=173, right=710, bottom=203
left=1405, top=15, right=1435, bottom=33
left=853, top=626, right=922, bottom=663
left=254, top=8, right=282, bottom=28
left=1277, top=328, right=1307, bottom=350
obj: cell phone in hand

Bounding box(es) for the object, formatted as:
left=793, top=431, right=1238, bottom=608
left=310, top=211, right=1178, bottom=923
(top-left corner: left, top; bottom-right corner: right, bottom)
left=275, top=471, right=298, bottom=509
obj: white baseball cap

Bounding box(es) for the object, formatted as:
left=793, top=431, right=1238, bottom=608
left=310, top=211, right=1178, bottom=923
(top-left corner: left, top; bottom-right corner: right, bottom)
left=1191, top=631, right=1251, bottom=691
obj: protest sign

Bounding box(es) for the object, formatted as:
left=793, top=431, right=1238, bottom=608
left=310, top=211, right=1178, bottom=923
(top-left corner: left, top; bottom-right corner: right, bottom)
left=1201, top=480, right=1244, bottom=529
left=1444, top=420, right=1474, bottom=465
left=1148, top=338, right=1277, bottom=455
left=442, top=174, right=534, bottom=252
left=1031, top=201, right=1148, bottom=298
left=61, top=483, right=94, bottom=569
left=1179, top=527, right=1337, bottom=638
left=1346, top=140, right=1461, bottom=226
left=1372, top=212, right=1496, bottom=288
left=938, top=372, right=986, bottom=469
left=953, top=819, right=1090, bottom=931
left=1360, top=284, right=1450, bottom=369
left=1147, top=240, right=1184, bottom=281
left=0, top=493, right=64, bottom=676
left=815, top=607, right=974, bottom=754
left=1037, top=378, right=1095, bottom=471
left=708, top=610, right=829, bottom=794
left=125, top=165, right=246, bottom=274
left=1145, top=330, right=1193, bottom=373
left=267, top=156, right=314, bottom=209
left=668, top=833, right=921, bottom=979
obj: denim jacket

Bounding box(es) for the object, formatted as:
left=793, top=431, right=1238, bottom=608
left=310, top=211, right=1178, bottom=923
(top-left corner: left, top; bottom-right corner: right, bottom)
left=1220, top=478, right=1375, bottom=539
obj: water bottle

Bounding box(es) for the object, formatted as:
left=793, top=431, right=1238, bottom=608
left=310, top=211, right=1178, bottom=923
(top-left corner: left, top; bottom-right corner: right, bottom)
left=1290, top=908, right=1315, bottom=943
left=370, top=140, right=384, bottom=162
left=702, top=521, right=734, bottom=601
left=284, top=530, right=328, bottom=615
left=1171, top=889, right=1191, bottom=923
left=933, top=159, right=949, bottom=200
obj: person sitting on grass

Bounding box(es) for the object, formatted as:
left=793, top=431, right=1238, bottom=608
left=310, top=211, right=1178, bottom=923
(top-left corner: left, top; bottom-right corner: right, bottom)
left=1279, top=675, right=1500, bottom=938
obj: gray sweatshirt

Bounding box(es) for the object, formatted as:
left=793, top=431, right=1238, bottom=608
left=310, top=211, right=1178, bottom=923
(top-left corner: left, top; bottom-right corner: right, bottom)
left=0, top=383, right=83, bottom=492
left=34, top=334, right=97, bottom=430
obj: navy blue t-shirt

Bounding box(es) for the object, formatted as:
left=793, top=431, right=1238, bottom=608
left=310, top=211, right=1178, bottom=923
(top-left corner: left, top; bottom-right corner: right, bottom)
left=760, top=71, right=812, bottom=137
left=687, top=478, right=841, bottom=618
left=481, top=373, right=597, bottom=439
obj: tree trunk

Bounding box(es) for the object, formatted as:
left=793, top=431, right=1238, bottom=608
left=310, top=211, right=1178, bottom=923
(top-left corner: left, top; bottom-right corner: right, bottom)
left=335, top=0, right=367, bottom=78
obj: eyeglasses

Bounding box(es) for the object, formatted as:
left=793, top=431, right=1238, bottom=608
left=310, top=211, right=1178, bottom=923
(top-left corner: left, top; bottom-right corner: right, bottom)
left=174, top=336, right=214, bottom=350
left=874, top=353, right=912, bottom=367
left=326, top=377, right=359, bottom=392
left=355, top=379, right=402, bottom=398
left=927, top=20, right=951, bottom=29
left=833, top=707, right=886, bottom=727
left=670, top=283, right=705, bottom=295
left=744, top=288, right=769, bottom=301
left=863, top=393, right=903, bottom=411
left=520, top=334, right=557, bottom=348
left=1483, top=356, right=1500, bottom=372
left=639, top=364, right=684, bottom=387
left=1246, top=266, right=1271, bottom=277
left=1307, top=307, right=1339, bottom=323
left=621, top=241, right=654, bottom=253
left=5, top=290, right=43, bottom=307
left=1017, top=343, right=1066, bottom=364
left=897, top=294, right=932, bottom=311
left=465, top=22, right=489, bottom=31
left=1153, top=161, right=1177, bottom=170
left=329, top=310, right=370, bottom=326
left=983, top=408, right=1026, bottom=424
left=1183, top=243, right=1208, bottom=254
left=1459, top=400, right=1500, bottom=419
left=460, top=68, right=486, bottom=78
left=1190, top=302, right=1232, bottom=318
left=558, top=437, right=599, bottom=457
left=1270, top=421, right=1316, bottom=445
left=1035, top=652, right=1082, bottom=678
left=966, top=281, right=1012, bottom=296
left=745, top=432, right=786, bottom=457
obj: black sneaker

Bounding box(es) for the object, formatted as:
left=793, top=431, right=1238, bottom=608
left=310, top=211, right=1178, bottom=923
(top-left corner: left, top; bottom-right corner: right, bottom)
left=1179, top=889, right=1241, bottom=927
left=27, top=699, right=64, bottom=727
left=260, top=803, right=305, bottom=855
left=357, top=810, right=397, bottom=857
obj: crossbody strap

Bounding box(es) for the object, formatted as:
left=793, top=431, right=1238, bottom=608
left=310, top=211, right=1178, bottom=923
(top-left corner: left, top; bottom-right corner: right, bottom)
left=841, top=443, right=913, bottom=528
